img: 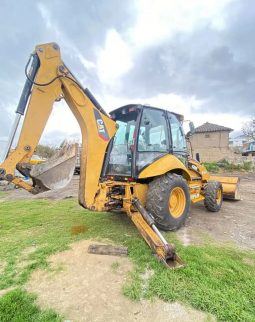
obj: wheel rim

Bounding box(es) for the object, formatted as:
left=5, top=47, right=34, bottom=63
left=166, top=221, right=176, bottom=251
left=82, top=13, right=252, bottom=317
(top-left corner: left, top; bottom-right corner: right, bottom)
left=168, top=187, right=186, bottom=218
left=216, top=188, right=222, bottom=205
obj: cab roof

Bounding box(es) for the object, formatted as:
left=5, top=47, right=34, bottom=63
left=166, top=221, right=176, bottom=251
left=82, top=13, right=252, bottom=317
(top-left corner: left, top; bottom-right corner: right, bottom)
left=110, top=104, right=184, bottom=122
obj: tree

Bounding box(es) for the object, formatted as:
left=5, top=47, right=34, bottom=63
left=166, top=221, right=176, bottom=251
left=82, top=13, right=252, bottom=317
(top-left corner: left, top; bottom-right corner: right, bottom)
left=242, top=117, right=255, bottom=140
left=35, top=144, right=56, bottom=159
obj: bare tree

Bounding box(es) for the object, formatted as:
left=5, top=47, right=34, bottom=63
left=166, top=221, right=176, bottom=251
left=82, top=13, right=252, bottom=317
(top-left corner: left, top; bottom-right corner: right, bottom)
left=242, top=117, right=255, bottom=140
left=35, top=144, right=56, bottom=158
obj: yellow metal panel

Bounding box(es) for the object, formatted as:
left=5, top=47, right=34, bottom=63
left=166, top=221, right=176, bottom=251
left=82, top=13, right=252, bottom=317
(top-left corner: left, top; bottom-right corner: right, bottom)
left=133, top=183, right=148, bottom=206
left=210, top=175, right=239, bottom=184
left=210, top=175, right=240, bottom=200
left=12, top=178, right=34, bottom=192
left=130, top=212, right=165, bottom=258
left=188, top=159, right=210, bottom=181
left=138, top=154, right=191, bottom=181
left=190, top=195, right=205, bottom=203
left=29, top=159, right=44, bottom=165
left=62, top=78, right=116, bottom=209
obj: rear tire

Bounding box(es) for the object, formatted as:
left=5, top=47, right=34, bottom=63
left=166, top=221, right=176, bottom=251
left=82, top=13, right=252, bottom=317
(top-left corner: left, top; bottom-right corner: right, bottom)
left=146, top=173, right=190, bottom=231
left=204, top=181, right=223, bottom=212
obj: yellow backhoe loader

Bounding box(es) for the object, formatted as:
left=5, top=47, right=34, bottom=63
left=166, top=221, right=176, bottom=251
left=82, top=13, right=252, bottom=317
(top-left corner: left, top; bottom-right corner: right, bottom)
left=0, top=43, right=240, bottom=268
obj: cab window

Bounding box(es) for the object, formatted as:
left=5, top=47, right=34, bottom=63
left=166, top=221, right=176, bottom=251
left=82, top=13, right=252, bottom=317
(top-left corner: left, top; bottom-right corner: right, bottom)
left=106, top=110, right=138, bottom=176
left=168, top=113, right=187, bottom=152
left=138, top=108, right=169, bottom=152
left=136, top=108, right=169, bottom=172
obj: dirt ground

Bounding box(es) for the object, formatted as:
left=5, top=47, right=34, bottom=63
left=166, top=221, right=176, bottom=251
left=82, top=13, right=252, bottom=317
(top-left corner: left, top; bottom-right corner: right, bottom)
left=26, top=240, right=214, bottom=322
left=2, top=173, right=255, bottom=250
left=178, top=173, right=255, bottom=250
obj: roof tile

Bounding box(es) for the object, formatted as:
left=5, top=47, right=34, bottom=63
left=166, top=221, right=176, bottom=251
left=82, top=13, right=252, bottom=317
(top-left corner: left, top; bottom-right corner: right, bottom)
left=194, top=122, right=233, bottom=133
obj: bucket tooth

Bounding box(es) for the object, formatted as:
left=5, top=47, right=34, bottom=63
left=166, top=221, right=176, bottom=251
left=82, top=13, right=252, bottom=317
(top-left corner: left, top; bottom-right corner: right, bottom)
left=161, top=254, right=185, bottom=269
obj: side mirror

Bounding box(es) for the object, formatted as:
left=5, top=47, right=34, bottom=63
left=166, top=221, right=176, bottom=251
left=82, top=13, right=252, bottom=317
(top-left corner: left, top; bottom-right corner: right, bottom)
left=186, top=121, right=195, bottom=140
left=189, top=121, right=195, bottom=135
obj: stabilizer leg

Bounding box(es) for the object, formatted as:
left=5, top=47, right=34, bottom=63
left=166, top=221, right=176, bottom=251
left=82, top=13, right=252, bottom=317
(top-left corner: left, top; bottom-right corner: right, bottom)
left=131, top=197, right=184, bottom=268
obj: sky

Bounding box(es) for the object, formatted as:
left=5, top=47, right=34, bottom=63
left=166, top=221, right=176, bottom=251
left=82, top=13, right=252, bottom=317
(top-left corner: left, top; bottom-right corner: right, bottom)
left=0, top=0, right=255, bottom=156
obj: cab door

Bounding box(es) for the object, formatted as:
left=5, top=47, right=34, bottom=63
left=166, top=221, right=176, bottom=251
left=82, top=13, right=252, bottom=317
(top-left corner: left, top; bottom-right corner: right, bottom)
left=136, top=107, right=170, bottom=175
left=167, top=112, right=187, bottom=163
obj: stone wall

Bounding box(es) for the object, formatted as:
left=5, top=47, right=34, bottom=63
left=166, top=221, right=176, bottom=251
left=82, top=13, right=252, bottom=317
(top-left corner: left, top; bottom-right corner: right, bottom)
left=227, top=154, right=255, bottom=164
left=188, top=131, right=233, bottom=162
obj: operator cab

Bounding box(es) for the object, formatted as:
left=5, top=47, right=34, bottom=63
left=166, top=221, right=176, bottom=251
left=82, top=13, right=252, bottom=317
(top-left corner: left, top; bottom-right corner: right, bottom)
left=103, top=104, right=187, bottom=179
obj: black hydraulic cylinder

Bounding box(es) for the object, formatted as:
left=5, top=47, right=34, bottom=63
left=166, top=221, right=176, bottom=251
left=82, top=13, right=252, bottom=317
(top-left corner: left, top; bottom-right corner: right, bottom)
left=2, top=53, right=40, bottom=160
left=84, top=88, right=108, bottom=116
left=132, top=197, right=155, bottom=226
left=16, top=53, right=40, bottom=115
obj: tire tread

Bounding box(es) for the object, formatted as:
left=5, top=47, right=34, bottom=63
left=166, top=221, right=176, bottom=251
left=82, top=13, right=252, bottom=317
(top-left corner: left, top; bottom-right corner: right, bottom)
left=146, top=173, right=190, bottom=230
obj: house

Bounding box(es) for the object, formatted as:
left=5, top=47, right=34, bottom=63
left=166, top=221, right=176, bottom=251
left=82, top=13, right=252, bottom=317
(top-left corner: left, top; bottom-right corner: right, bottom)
left=229, top=134, right=249, bottom=147
left=242, top=140, right=255, bottom=156
left=189, top=122, right=233, bottom=162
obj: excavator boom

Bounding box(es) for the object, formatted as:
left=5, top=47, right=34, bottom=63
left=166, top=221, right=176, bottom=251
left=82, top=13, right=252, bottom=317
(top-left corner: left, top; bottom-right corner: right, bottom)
left=0, top=43, right=116, bottom=207
left=0, top=42, right=181, bottom=269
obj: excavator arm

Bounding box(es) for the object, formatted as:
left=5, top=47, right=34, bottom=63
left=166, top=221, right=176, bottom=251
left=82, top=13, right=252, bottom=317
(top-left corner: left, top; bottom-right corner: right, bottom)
left=0, top=43, right=182, bottom=268
left=0, top=43, right=116, bottom=208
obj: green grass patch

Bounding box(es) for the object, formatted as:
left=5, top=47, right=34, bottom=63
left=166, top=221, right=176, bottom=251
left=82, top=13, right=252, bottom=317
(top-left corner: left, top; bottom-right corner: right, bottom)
left=124, top=237, right=255, bottom=321
left=111, top=261, right=120, bottom=272
left=0, top=191, right=7, bottom=197
left=202, top=162, right=220, bottom=173
left=0, top=199, right=137, bottom=289
left=203, top=159, right=254, bottom=173
left=0, top=198, right=255, bottom=321
left=0, top=288, right=61, bottom=322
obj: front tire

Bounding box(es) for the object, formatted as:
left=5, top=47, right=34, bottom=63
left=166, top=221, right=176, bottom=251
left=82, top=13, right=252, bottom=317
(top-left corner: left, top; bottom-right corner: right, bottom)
left=204, top=181, right=223, bottom=212
left=146, top=173, right=190, bottom=231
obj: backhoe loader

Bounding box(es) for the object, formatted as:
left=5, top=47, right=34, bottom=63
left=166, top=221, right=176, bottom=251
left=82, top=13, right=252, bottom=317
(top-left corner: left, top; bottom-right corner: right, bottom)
left=0, top=43, right=240, bottom=268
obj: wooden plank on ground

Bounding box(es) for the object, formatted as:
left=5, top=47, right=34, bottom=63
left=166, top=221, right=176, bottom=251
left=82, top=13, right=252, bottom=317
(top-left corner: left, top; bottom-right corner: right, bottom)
left=88, top=244, right=128, bottom=257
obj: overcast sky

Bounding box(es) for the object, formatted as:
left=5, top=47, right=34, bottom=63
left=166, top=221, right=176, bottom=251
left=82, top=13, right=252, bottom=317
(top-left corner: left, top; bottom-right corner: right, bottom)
left=0, top=0, right=255, bottom=154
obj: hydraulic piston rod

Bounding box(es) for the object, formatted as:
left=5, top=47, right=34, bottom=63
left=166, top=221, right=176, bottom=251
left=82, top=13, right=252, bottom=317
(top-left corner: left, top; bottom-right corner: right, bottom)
left=3, top=54, right=40, bottom=160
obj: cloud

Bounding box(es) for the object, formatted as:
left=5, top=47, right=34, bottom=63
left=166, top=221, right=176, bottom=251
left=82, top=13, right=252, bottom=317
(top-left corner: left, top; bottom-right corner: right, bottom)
left=129, top=0, right=231, bottom=47
left=118, top=0, right=255, bottom=116
left=0, top=0, right=136, bottom=143
left=40, top=130, right=80, bottom=146
left=96, top=29, right=133, bottom=85
left=0, top=0, right=254, bottom=149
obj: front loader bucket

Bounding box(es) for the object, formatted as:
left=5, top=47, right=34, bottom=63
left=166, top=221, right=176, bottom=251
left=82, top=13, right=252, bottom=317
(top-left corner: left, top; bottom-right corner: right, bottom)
left=30, top=143, right=78, bottom=193
left=210, top=175, right=241, bottom=200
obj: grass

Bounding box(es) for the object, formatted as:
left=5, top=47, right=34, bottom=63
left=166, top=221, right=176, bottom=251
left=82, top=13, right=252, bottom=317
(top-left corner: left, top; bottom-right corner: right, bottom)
left=0, top=198, right=255, bottom=321
left=0, top=289, right=61, bottom=322
left=203, top=159, right=254, bottom=173
left=124, top=240, right=255, bottom=321
left=0, top=199, right=135, bottom=289
left=111, top=261, right=120, bottom=272
left=202, top=162, right=220, bottom=173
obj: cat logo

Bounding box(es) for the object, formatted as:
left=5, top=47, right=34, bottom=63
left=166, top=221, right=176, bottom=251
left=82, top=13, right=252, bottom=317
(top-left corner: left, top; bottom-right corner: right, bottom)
left=94, top=109, right=109, bottom=141
left=97, top=119, right=105, bottom=133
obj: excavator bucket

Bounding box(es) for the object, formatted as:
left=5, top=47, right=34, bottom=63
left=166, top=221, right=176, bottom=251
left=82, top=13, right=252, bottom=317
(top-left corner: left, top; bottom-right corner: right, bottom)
left=209, top=175, right=241, bottom=200
left=30, top=143, right=78, bottom=193
left=163, top=254, right=185, bottom=269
